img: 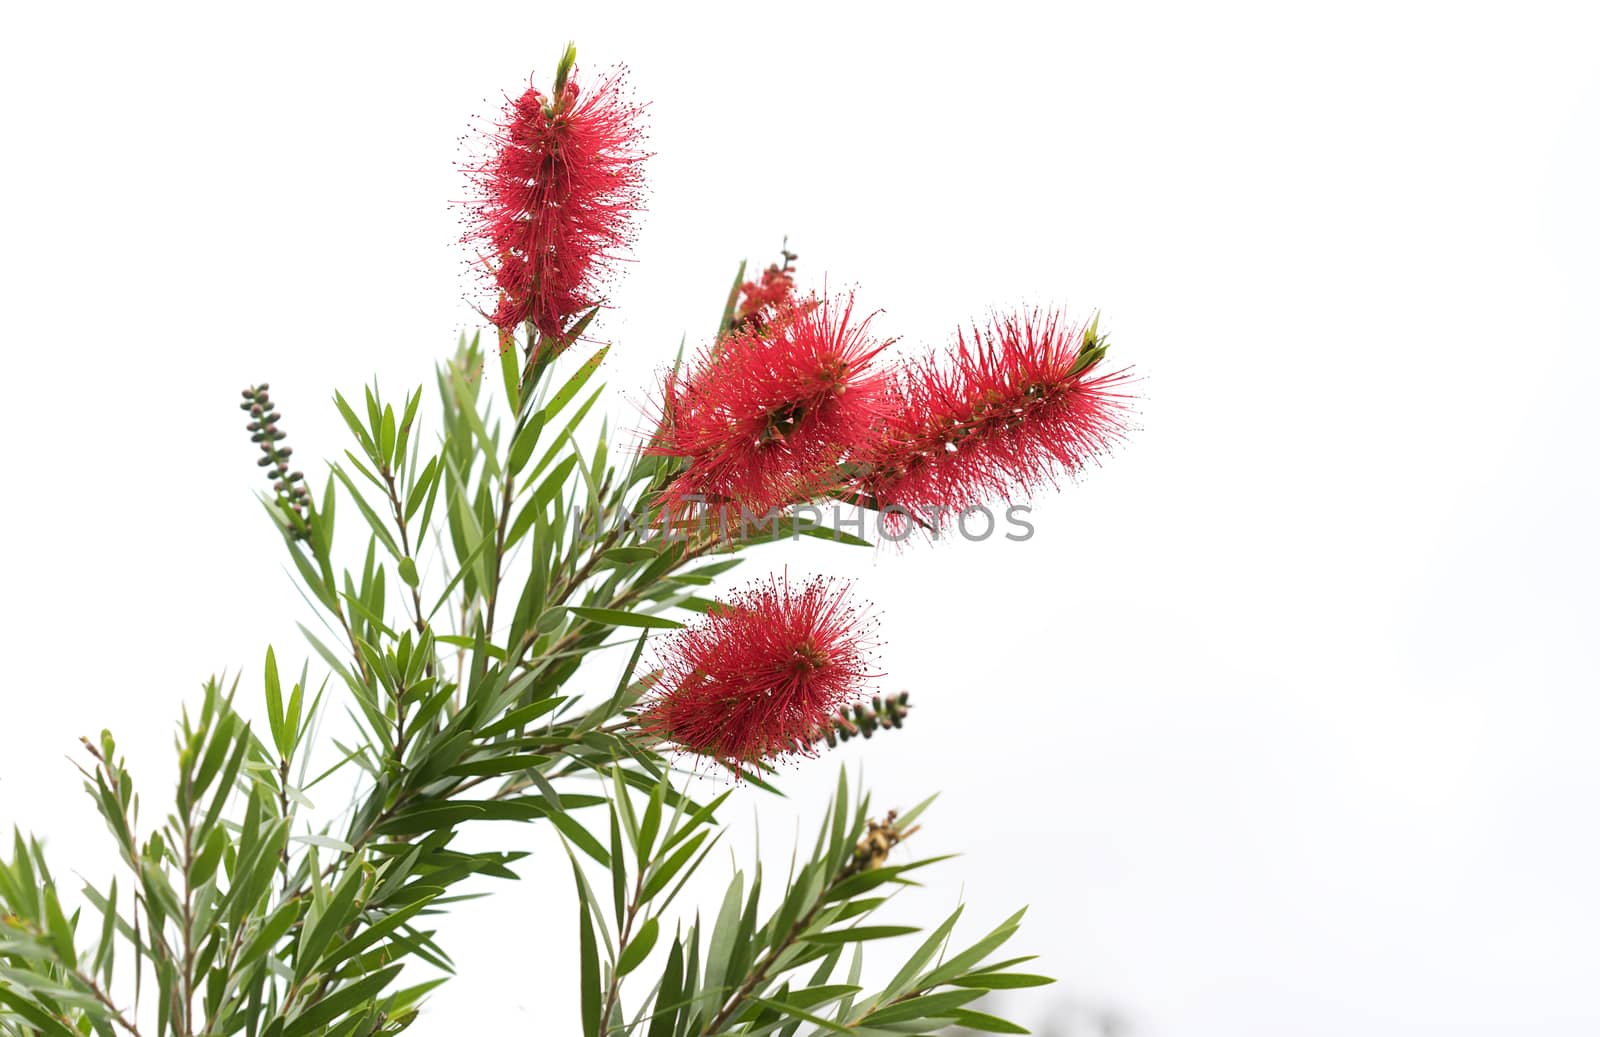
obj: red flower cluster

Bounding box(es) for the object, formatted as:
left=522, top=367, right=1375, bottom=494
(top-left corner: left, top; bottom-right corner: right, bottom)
left=734, top=256, right=798, bottom=331
left=465, top=59, right=647, bottom=340
left=647, top=299, right=1132, bottom=537
left=649, top=292, right=890, bottom=519
left=852, top=310, right=1134, bottom=529
left=639, top=575, right=878, bottom=765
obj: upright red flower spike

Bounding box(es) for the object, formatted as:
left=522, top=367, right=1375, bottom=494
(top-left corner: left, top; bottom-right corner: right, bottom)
left=738, top=263, right=795, bottom=322
left=465, top=47, right=648, bottom=341
left=853, top=308, right=1135, bottom=530
left=649, top=292, right=891, bottom=520
left=734, top=249, right=799, bottom=332
left=638, top=575, right=880, bottom=766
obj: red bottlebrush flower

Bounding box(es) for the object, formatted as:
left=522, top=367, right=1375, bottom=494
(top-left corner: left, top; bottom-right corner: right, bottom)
left=649, top=292, right=891, bottom=520
left=464, top=54, right=648, bottom=341
left=734, top=252, right=799, bottom=331
left=738, top=264, right=794, bottom=318
left=639, top=575, right=879, bottom=766
left=853, top=308, right=1135, bottom=530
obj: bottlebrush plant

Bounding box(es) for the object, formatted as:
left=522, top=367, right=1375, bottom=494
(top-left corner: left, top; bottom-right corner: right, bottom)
left=0, top=43, right=1134, bottom=1037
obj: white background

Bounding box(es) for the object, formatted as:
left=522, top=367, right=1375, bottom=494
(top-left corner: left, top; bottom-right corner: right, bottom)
left=2, top=2, right=1597, bottom=1035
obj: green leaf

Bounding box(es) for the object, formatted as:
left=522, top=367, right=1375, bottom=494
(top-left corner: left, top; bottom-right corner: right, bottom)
left=191, top=826, right=229, bottom=886
left=609, top=804, right=628, bottom=928
left=637, top=775, right=665, bottom=868
left=551, top=810, right=611, bottom=868
left=641, top=830, right=708, bottom=902
left=541, top=345, right=608, bottom=427
left=617, top=916, right=659, bottom=976
left=333, top=390, right=379, bottom=459
left=863, top=988, right=985, bottom=1026
left=286, top=674, right=308, bottom=756
left=921, top=908, right=1027, bottom=987
left=320, top=896, right=436, bottom=973
left=598, top=631, right=650, bottom=729
left=603, top=546, right=659, bottom=564
left=717, top=259, right=748, bottom=336
left=533, top=454, right=580, bottom=512
left=646, top=935, right=683, bottom=1037
left=444, top=752, right=551, bottom=778
left=330, top=464, right=402, bottom=559
left=425, top=525, right=492, bottom=620
left=828, top=767, right=849, bottom=869
left=577, top=877, right=601, bottom=1037
left=282, top=962, right=404, bottom=1037
left=405, top=455, right=441, bottom=522
left=238, top=898, right=302, bottom=967
left=883, top=904, right=963, bottom=1001
left=526, top=385, right=604, bottom=485
left=42, top=883, right=77, bottom=966
left=398, top=557, right=419, bottom=587
left=92, top=877, right=118, bottom=983
left=377, top=977, right=450, bottom=1024
left=949, top=1008, right=1032, bottom=1034
left=745, top=996, right=852, bottom=1035
left=785, top=984, right=860, bottom=1011
left=833, top=896, right=887, bottom=922
left=703, top=871, right=745, bottom=1001
left=396, top=386, right=422, bottom=461
left=567, top=606, right=682, bottom=630
left=803, top=925, right=919, bottom=945
left=292, top=834, right=355, bottom=852
left=298, top=862, right=367, bottom=968
left=379, top=404, right=397, bottom=467
left=952, top=972, right=1056, bottom=990
left=894, top=792, right=939, bottom=833
left=474, top=695, right=566, bottom=739
left=825, top=855, right=957, bottom=902
left=377, top=803, right=486, bottom=835
left=0, top=987, right=79, bottom=1037
left=265, top=645, right=287, bottom=757
left=447, top=364, right=501, bottom=477
left=507, top=412, right=547, bottom=475
left=499, top=338, right=522, bottom=412
left=660, top=788, right=732, bottom=851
